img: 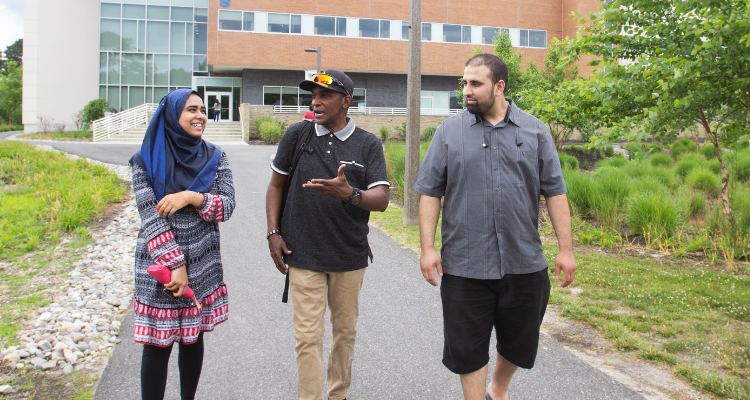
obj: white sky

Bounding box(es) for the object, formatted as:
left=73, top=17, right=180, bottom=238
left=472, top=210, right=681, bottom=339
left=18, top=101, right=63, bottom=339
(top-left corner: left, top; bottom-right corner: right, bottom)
left=0, top=0, right=24, bottom=53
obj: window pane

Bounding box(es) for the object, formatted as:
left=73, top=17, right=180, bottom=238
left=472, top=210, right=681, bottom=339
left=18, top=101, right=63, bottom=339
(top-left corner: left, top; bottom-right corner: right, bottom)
left=443, top=24, right=461, bottom=42
left=129, top=87, right=144, bottom=108
left=264, top=87, right=281, bottom=105
left=99, top=52, right=107, bottom=84
left=138, top=20, right=146, bottom=51
left=481, top=27, right=497, bottom=44
left=194, top=55, right=207, bottom=71
left=121, top=53, right=145, bottom=85
left=100, top=86, right=106, bottom=102
left=146, top=54, right=153, bottom=85
left=121, top=89, right=128, bottom=112
left=171, top=7, right=193, bottom=22
left=194, top=8, right=207, bottom=23
left=153, top=54, right=169, bottom=85
left=359, top=19, right=379, bottom=38
left=185, top=23, right=193, bottom=53
left=462, top=25, right=471, bottom=43
left=243, top=12, right=254, bottom=31
left=352, top=88, right=365, bottom=108
left=170, top=22, right=185, bottom=53
left=268, top=13, right=290, bottom=33
left=219, top=10, right=242, bottom=30
left=520, top=29, right=528, bottom=46
left=194, top=23, right=207, bottom=54
left=169, top=55, right=192, bottom=86
left=101, top=3, right=120, bottom=18
left=528, top=30, right=546, bottom=48
left=450, top=92, right=460, bottom=109
left=153, top=87, right=169, bottom=103
left=107, top=86, right=119, bottom=110
left=422, top=23, right=431, bottom=41
left=100, top=19, right=120, bottom=51
left=314, top=16, right=335, bottom=36
left=336, top=18, right=346, bottom=36
left=122, top=19, right=138, bottom=51
left=380, top=20, right=389, bottom=38
left=146, top=21, right=169, bottom=53
left=291, top=15, right=301, bottom=33
left=147, top=5, right=169, bottom=20
left=402, top=21, right=409, bottom=39
left=300, top=89, right=312, bottom=106
left=281, top=87, right=299, bottom=106
left=146, top=87, right=153, bottom=103
left=107, top=52, right=120, bottom=84
left=122, top=4, right=145, bottom=19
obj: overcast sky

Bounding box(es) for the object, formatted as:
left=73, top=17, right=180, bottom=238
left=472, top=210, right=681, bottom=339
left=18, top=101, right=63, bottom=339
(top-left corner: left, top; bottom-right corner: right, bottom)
left=0, top=0, right=24, bottom=52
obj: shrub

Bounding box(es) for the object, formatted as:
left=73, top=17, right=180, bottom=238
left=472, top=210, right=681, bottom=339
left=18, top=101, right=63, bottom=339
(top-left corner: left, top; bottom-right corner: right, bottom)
left=258, top=120, right=283, bottom=143
left=379, top=125, right=390, bottom=142
left=630, top=176, right=667, bottom=196
left=670, top=137, right=697, bottom=159
left=627, top=193, right=682, bottom=240
left=675, top=154, right=706, bottom=179
left=733, top=156, right=750, bottom=182
left=421, top=126, right=437, bottom=143
left=563, top=170, right=596, bottom=218
left=686, top=168, right=720, bottom=198
left=81, top=98, right=109, bottom=130
left=700, top=143, right=719, bottom=160
left=593, top=167, right=631, bottom=227
left=681, top=190, right=706, bottom=218
left=623, top=160, right=649, bottom=178
left=604, top=145, right=615, bottom=157
left=730, top=187, right=750, bottom=236
left=254, top=115, right=275, bottom=132
left=647, top=166, right=674, bottom=188
left=650, top=153, right=672, bottom=168
left=583, top=160, right=590, bottom=170
left=559, top=152, right=579, bottom=170
left=395, top=121, right=407, bottom=140
left=706, top=159, right=722, bottom=175
left=597, top=154, right=627, bottom=169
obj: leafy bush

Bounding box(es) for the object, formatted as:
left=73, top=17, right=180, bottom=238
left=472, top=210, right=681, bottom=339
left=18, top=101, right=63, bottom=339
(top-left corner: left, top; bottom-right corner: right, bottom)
left=559, top=152, right=579, bottom=170
left=627, top=193, right=682, bottom=240
left=81, top=98, right=109, bottom=130
left=670, top=137, right=697, bottom=159
left=379, top=125, right=390, bottom=142
left=564, top=170, right=596, bottom=218
left=597, top=154, right=627, bottom=169
left=258, top=120, right=283, bottom=143
left=650, top=153, right=672, bottom=168
left=700, top=143, right=718, bottom=160
left=675, top=154, right=706, bottom=179
left=686, top=168, right=720, bottom=198
left=395, top=121, right=407, bottom=140
left=254, top=115, right=275, bottom=132
left=421, top=126, right=437, bottom=143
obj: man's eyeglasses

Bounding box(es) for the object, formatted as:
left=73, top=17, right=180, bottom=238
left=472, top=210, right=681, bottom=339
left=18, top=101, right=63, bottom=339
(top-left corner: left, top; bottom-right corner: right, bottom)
left=309, top=74, right=349, bottom=96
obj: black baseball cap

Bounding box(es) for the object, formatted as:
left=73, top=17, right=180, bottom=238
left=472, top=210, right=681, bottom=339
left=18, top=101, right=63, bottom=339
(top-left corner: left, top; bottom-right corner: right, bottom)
left=299, top=69, right=354, bottom=97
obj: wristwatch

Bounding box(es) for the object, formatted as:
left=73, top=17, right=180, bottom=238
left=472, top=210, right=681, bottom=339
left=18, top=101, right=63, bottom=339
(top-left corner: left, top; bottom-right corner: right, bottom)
left=346, top=187, right=362, bottom=206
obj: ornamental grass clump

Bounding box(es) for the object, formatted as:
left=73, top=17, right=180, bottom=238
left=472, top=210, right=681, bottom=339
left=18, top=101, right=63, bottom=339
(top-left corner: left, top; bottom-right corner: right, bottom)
left=563, top=170, right=595, bottom=218
left=700, top=143, right=718, bottom=160
left=597, top=154, right=627, bottom=169
left=670, top=137, right=697, bottom=159
left=558, top=152, right=579, bottom=170
left=258, top=120, right=283, bottom=143
left=626, top=192, right=682, bottom=240
left=623, top=160, right=650, bottom=178
left=650, top=153, right=672, bottom=168
left=686, top=168, right=721, bottom=198
left=677, top=189, right=706, bottom=218
left=630, top=175, right=667, bottom=196
left=593, top=167, right=631, bottom=227
left=675, top=154, right=706, bottom=180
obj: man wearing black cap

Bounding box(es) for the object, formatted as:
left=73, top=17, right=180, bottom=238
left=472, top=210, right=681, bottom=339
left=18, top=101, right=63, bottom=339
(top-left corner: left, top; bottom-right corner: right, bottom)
left=265, top=69, right=390, bottom=400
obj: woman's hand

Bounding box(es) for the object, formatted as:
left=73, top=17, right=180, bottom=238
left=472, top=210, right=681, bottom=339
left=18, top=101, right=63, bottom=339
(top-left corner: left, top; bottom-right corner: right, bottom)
left=156, top=191, right=204, bottom=218
left=164, top=265, right=188, bottom=297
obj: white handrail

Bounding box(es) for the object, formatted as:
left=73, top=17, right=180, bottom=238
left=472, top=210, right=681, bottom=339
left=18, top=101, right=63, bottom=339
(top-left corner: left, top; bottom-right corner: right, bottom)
left=92, top=103, right=159, bottom=142
left=272, top=105, right=462, bottom=116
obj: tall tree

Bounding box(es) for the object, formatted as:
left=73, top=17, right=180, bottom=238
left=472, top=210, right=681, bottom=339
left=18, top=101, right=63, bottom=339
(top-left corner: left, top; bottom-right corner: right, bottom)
left=0, top=61, right=23, bottom=125
left=5, top=39, right=22, bottom=67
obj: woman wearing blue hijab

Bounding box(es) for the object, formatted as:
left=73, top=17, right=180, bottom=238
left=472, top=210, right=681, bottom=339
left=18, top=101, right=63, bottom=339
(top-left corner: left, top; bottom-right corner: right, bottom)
left=129, top=89, right=236, bottom=400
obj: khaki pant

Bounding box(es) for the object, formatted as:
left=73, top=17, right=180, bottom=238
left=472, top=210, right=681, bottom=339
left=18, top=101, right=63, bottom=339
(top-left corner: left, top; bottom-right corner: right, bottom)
left=289, top=266, right=366, bottom=400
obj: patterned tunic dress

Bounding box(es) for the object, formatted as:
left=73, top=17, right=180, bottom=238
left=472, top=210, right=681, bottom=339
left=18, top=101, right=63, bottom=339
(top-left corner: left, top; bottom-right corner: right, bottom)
left=131, top=152, right=235, bottom=347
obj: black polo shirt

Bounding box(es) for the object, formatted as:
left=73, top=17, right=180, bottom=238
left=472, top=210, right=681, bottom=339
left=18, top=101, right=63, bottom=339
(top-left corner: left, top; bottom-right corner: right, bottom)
left=271, top=118, right=390, bottom=272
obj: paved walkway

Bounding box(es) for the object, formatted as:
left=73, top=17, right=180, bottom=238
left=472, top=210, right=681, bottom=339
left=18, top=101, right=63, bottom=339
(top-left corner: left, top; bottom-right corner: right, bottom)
left=24, top=140, right=644, bottom=399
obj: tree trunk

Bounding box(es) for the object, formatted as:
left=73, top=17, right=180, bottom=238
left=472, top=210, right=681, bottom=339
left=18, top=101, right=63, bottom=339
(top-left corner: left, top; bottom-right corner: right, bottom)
left=698, top=111, right=732, bottom=219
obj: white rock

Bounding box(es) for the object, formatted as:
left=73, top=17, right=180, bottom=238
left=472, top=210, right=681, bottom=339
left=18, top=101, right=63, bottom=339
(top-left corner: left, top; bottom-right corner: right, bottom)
left=63, top=349, right=78, bottom=364
left=63, top=364, right=74, bottom=374
left=41, top=360, right=57, bottom=370
left=15, top=350, right=30, bottom=358
left=37, top=340, right=52, bottom=351
left=53, top=342, right=68, bottom=351
left=0, top=385, right=12, bottom=394
left=3, top=354, right=20, bottom=364
left=37, top=312, right=53, bottom=322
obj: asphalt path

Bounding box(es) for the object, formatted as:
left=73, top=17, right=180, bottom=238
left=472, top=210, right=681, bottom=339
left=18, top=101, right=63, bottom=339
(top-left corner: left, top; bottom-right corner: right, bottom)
left=22, top=140, right=645, bottom=399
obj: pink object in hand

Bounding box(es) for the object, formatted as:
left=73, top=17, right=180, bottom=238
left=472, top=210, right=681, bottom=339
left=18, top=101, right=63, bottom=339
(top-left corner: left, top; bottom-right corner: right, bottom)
left=146, top=264, right=201, bottom=310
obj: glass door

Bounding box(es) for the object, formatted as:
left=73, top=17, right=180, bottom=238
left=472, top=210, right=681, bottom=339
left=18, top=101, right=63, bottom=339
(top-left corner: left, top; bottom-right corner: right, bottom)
left=205, top=91, right=233, bottom=122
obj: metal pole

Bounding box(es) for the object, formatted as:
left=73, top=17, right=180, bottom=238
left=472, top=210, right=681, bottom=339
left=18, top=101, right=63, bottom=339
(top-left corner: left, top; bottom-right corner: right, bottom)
left=316, top=47, right=321, bottom=73
left=403, top=0, right=422, bottom=226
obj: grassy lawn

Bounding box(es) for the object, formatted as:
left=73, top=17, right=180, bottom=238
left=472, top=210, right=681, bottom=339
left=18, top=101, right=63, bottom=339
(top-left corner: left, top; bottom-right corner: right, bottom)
left=19, top=130, right=93, bottom=141
left=371, top=204, right=750, bottom=400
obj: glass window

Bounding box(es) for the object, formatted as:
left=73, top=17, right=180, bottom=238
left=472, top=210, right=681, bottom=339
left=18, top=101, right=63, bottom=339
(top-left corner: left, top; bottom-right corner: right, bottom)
left=336, top=18, right=346, bottom=36
left=243, top=12, right=254, bottom=31
left=268, top=13, right=290, bottom=33
left=101, top=3, right=120, bottom=18
left=194, top=23, right=207, bottom=54
left=481, top=27, right=498, bottom=44
left=422, top=23, right=431, bottom=41
left=153, top=54, right=169, bottom=85
left=100, top=86, right=106, bottom=102
left=153, top=87, right=169, bottom=104
left=194, top=8, right=208, bottom=23
left=528, top=30, right=546, bottom=48
left=449, top=92, right=460, bottom=109
left=107, top=86, right=119, bottom=110
left=185, top=23, right=193, bottom=53
left=107, top=52, right=120, bottom=84
left=218, top=10, right=242, bottom=30
left=146, top=54, right=153, bottom=85
left=300, top=89, right=312, bottom=106
left=194, top=55, right=207, bottom=71
left=351, top=88, right=366, bottom=108
left=170, top=55, right=192, bottom=86
left=281, top=87, right=299, bottom=106
left=462, top=25, right=471, bottom=43
left=315, top=16, right=335, bottom=36
left=122, top=53, right=145, bottom=85
left=147, top=5, right=169, bottom=20
left=146, top=87, right=153, bottom=103
left=99, top=53, right=107, bottom=84
left=100, top=19, right=120, bottom=51
left=121, top=89, right=128, bottom=112
left=443, top=24, right=461, bottom=42
left=359, top=19, right=379, bottom=38
left=171, top=22, right=185, bottom=53
left=520, top=29, right=528, bottom=47
left=379, top=20, right=390, bottom=38
left=122, top=20, right=138, bottom=51
left=171, top=7, right=193, bottom=22
left=402, top=21, right=409, bottom=39
left=263, top=87, right=281, bottom=105
left=129, top=87, right=145, bottom=108
left=291, top=15, right=301, bottom=33
left=146, top=21, right=169, bottom=53
left=138, top=20, right=146, bottom=52
left=122, top=4, right=145, bottom=19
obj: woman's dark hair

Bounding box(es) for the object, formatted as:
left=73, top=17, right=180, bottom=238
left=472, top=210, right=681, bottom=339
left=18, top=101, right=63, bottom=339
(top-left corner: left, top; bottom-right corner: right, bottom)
left=466, top=54, right=509, bottom=93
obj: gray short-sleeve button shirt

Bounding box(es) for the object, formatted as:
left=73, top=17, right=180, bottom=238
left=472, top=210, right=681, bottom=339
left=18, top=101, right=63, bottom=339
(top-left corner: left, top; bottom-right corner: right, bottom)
left=413, top=100, right=566, bottom=280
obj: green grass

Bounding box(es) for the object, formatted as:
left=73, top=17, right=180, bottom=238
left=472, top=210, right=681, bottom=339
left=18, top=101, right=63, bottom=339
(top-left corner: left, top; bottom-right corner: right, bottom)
left=675, top=154, right=707, bottom=179
left=383, top=142, right=430, bottom=194
left=0, top=125, right=23, bottom=133
left=626, top=192, right=682, bottom=239
left=671, top=137, right=698, bottom=159
left=687, top=168, right=721, bottom=198
left=559, top=152, right=579, bottom=170
left=650, top=152, right=672, bottom=168
left=20, top=130, right=93, bottom=141
left=563, top=170, right=596, bottom=218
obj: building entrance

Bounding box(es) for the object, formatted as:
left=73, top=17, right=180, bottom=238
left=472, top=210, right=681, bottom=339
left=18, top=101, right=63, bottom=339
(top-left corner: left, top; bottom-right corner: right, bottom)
left=206, top=92, right=233, bottom=122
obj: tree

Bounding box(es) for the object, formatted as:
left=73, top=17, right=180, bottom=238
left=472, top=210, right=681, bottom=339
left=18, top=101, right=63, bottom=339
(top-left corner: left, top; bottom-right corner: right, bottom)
left=564, top=0, right=750, bottom=219
left=0, top=61, right=22, bottom=125
left=5, top=39, right=22, bottom=67
left=0, top=50, right=6, bottom=74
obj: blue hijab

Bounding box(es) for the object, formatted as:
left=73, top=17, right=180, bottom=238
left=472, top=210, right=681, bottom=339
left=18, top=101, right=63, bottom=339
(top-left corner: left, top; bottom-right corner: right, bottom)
left=129, top=89, right=221, bottom=201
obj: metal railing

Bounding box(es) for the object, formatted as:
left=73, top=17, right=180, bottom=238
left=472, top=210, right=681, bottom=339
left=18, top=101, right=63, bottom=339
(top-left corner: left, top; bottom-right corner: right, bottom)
left=273, top=105, right=462, bottom=116
left=92, top=103, right=158, bottom=142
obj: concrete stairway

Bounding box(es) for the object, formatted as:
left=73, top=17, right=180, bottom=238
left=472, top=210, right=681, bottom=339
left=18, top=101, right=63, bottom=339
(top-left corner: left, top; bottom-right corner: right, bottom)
left=96, top=122, right=244, bottom=143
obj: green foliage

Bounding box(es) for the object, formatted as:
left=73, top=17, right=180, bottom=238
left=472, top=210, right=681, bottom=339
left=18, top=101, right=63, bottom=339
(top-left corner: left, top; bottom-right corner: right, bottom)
left=379, top=125, right=390, bottom=142
left=627, top=193, right=682, bottom=240
left=421, top=126, right=437, bottom=143
left=733, top=156, right=750, bottom=182
left=678, top=189, right=706, bottom=218
left=3, top=39, right=22, bottom=69
left=675, top=154, right=706, bottom=179
left=558, top=152, right=579, bottom=170
left=258, top=120, right=283, bottom=143
left=671, top=138, right=698, bottom=160
left=394, top=121, right=407, bottom=140
left=593, top=167, right=631, bottom=227
left=604, top=146, right=615, bottom=157
left=383, top=142, right=430, bottom=194
left=630, top=176, right=667, bottom=196
left=700, top=143, right=718, bottom=160
left=597, top=154, right=627, bottom=169
left=80, top=98, right=109, bottom=130
left=563, top=170, right=595, bottom=218
left=650, top=153, right=672, bottom=168
left=706, top=159, right=722, bottom=175
left=0, top=125, right=23, bottom=133
left=582, top=160, right=590, bottom=170
left=0, top=61, right=22, bottom=125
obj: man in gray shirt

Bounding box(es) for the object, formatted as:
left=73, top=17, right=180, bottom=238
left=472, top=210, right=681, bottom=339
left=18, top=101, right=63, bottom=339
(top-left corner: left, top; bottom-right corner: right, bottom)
left=413, top=54, right=576, bottom=400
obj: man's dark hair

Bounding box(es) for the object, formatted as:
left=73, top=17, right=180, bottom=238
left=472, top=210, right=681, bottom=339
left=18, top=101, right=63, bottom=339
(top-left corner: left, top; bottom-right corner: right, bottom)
left=308, top=104, right=313, bottom=111
left=466, top=54, right=509, bottom=93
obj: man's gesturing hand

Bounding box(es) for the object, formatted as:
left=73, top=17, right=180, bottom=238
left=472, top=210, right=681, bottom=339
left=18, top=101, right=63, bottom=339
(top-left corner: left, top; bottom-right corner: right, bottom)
left=554, top=249, right=576, bottom=287
left=302, top=164, right=353, bottom=200
left=268, top=234, right=291, bottom=275
left=420, top=247, right=443, bottom=286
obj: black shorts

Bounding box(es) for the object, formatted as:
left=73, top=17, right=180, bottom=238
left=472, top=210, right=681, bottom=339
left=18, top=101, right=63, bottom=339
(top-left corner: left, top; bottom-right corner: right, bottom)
left=440, top=269, right=550, bottom=374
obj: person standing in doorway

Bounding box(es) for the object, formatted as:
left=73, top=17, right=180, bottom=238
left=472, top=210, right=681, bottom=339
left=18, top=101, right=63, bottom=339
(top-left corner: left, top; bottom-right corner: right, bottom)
left=212, top=98, right=221, bottom=122
left=413, top=54, right=576, bottom=400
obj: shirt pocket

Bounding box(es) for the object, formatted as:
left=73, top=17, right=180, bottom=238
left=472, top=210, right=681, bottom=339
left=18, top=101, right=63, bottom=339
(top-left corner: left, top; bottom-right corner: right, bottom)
left=515, top=145, right=538, bottom=185
left=340, top=160, right=367, bottom=188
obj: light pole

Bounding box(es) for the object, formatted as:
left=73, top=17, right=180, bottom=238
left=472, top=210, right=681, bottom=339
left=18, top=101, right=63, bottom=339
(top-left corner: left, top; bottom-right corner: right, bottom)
left=304, top=47, right=321, bottom=73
